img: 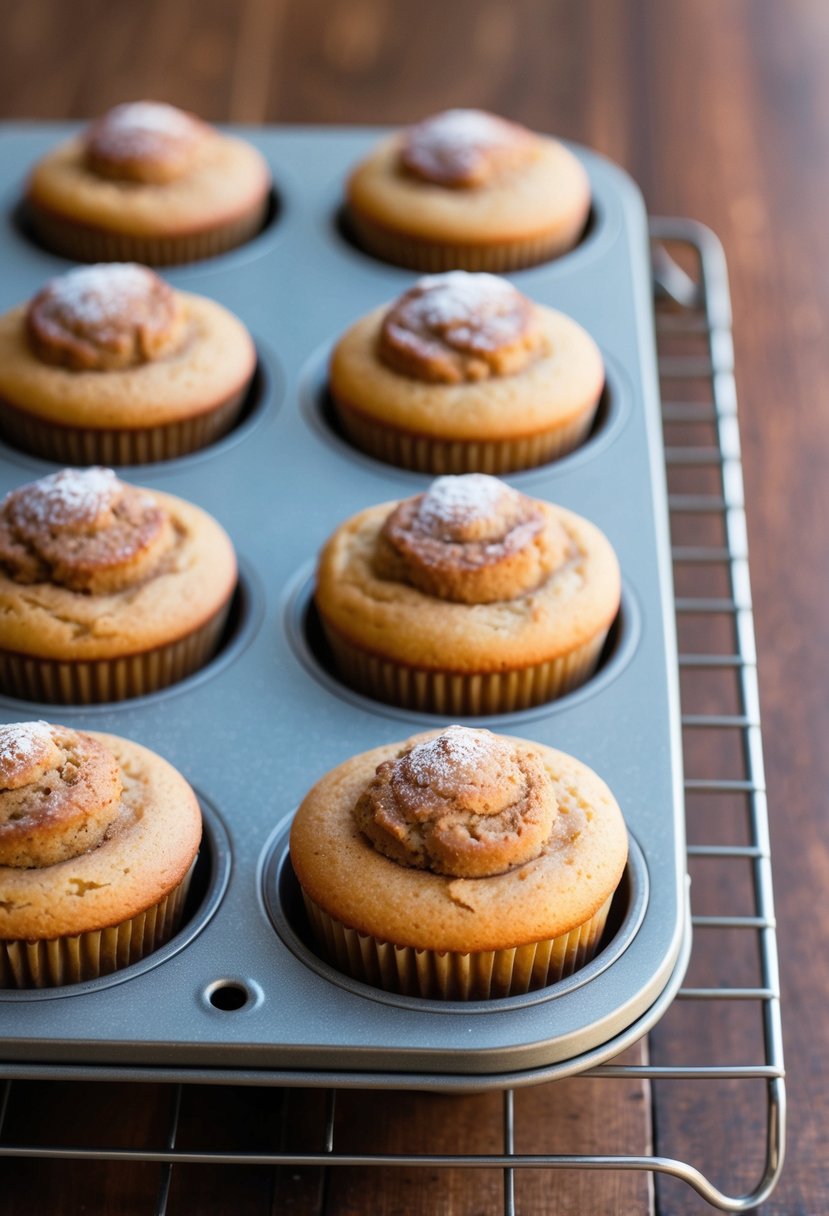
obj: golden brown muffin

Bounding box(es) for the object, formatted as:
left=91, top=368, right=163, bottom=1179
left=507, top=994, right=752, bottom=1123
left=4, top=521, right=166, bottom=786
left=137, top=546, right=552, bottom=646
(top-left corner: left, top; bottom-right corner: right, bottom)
left=346, top=109, right=591, bottom=272
left=315, top=474, right=620, bottom=715
left=26, top=101, right=272, bottom=265
left=0, top=720, right=202, bottom=988
left=0, top=467, right=237, bottom=703
left=0, top=263, right=256, bottom=464
left=329, top=272, right=604, bottom=474
left=290, top=726, right=628, bottom=999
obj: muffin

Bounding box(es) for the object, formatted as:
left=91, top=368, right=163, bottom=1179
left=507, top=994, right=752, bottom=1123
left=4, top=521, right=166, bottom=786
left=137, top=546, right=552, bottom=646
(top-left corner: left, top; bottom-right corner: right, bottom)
left=0, top=263, right=256, bottom=464
left=0, top=719, right=202, bottom=988
left=290, top=726, right=628, bottom=999
left=346, top=108, right=590, bottom=272
left=315, top=474, right=620, bottom=715
left=25, top=100, right=272, bottom=265
left=0, top=467, right=237, bottom=704
left=329, top=272, right=604, bottom=474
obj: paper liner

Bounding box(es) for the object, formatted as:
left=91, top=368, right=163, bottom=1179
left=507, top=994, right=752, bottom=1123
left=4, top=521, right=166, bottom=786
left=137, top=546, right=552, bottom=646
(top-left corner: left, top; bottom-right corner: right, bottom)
left=333, top=399, right=597, bottom=474
left=0, top=387, right=248, bottom=465
left=0, top=600, right=231, bottom=704
left=26, top=199, right=270, bottom=266
left=321, top=621, right=609, bottom=714
left=346, top=210, right=585, bottom=273
left=0, top=862, right=194, bottom=989
left=302, top=889, right=613, bottom=999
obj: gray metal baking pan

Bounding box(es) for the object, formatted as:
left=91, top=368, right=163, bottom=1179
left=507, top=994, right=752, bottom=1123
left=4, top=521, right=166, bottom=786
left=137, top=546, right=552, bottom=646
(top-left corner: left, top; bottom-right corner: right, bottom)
left=0, top=125, right=688, bottom=1082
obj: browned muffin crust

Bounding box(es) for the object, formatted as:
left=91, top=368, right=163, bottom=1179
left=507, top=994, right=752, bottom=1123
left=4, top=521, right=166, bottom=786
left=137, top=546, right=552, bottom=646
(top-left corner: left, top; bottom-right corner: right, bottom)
left=353, top=726, right=557, bottom=878
left=400, top=109, right=538, bottom=189
left=378, top=474, right=569, bottom=604
left=84, top=102, right=209, bottom=185
left=378, top=272, right=544, bottom=384
left=0, top=467, right=175, bottom=596
left=26, top=264, right=186, bottom=371
left=0, top=722, right=122, bottom=868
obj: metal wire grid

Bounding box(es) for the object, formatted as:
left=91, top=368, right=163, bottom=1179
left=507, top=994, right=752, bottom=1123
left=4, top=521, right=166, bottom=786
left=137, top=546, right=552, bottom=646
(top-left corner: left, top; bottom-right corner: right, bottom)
left=0, top=220, right=785, bottom=1214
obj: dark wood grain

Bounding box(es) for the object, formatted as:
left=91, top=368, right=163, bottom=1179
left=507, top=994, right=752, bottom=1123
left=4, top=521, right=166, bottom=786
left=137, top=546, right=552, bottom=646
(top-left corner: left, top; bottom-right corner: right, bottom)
left=0, top=0, right=826, bottom=1211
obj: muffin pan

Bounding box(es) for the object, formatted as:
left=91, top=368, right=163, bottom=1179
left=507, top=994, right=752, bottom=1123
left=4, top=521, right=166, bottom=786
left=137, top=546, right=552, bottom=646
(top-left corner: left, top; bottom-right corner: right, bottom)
left=0, top=125, right=688, bottom=1083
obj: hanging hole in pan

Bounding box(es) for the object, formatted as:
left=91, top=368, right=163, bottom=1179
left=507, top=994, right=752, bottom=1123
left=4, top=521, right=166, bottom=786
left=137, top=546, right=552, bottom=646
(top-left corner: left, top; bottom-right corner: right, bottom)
left=262, top=825, right=648, bottom=1012
left=283, top=566, right=639, bottom=726
left=204, top=979, right=259, bottom=1012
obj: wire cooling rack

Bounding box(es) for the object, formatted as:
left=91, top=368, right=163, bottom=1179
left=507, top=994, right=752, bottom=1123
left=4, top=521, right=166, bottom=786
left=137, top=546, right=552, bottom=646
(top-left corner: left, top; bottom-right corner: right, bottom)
left=0, top=221, right=785, bottom=1214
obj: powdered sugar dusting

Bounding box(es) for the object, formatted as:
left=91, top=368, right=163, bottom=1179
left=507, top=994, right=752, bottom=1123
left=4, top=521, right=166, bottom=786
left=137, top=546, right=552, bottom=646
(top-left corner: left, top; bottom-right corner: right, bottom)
left=46, top=264, right=158, bottom=326
left=97, top=101, right=198, bottom=139
left=404, top=726, right=504, bottom=787
left=17, top=468, right=121, bottom=528
left=0, top=720, right=53, bottom=769
left=411, top=109, right=514, bottom=151
left=417, top=272, right=517, bottom=325
left=419, top=474, right=515, bottom=529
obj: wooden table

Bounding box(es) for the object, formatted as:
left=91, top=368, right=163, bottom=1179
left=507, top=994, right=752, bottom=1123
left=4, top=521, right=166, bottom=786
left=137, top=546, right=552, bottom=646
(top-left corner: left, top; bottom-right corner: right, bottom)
left=0, top=1, right=825, bottom=1211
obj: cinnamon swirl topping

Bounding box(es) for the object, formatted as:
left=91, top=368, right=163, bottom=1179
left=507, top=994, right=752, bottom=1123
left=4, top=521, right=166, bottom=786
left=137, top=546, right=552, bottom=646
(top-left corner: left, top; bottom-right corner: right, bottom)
left=379, top=474, right=569, bottom=603
left=0, top=722, right=123, bottom=868
left=400, top=108, right=537, bottom=188
left=353, top=726, right=557, bottom=878
left=26, top=264, right=186, bottom=372
left=84, top=101, right=208, bottom=184
left=0, top=468, right=174, bottom=595
left=378, top=272, right=543, bottom=384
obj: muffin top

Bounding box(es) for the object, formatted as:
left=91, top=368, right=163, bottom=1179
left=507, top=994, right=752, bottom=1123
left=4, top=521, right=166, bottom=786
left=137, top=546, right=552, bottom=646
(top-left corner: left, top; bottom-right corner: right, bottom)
left=0, top=724, right=202, bottom=941
left=291, top=727, right=628, bottom=953
left=378, top=272, right=544, bottom=384
left=353, top=725, right=557, bottom=878
left=377, top=474, right=570, bottom=604
left=316, top=473, right=619, bottom=672
left=0, top=468, right=236, bottom=661
left=400, top=109, right=539, bottom=188
left=26, top=264, right=186, bottom=371
left=0, top=721, right=122, bottom=868
left=83, top=101, right=209, bottom=185
left=0, top=467, right=175, bottom=595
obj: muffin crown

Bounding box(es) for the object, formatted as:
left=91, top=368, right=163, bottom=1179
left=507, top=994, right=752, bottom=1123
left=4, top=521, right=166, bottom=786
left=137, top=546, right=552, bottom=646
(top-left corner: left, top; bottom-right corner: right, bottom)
left=0, top=722, right=123, bottom=868
left=26, top=264, right=186, bottom=372
left=378, top=272, right=543, bottom=384
left=0, top=468, right=174, bottom=595
left=84, top=100, right=208, bottom=184
left=353, top=726, right=557, bottom=878
left=400, top=108, right=537, bottom=188
left=379, top=474, right=570, bottom=604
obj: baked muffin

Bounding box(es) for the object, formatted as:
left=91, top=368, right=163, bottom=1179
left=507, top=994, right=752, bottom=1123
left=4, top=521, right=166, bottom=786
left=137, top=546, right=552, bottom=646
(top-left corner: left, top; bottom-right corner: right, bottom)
left=0, top=467, right=237, bottom=704
left=315, top=474, right=620, bottom=715
left=0, top=263, right=256, bottom=464
left=290, top=726, right=628, bottom=999
left=346, top=108, right=591, bottom=271
left=329, top=272, right=604, bottom=474
left=26, top=100, right=272, bottom=265
left=0, top=719, right=202, bottom=988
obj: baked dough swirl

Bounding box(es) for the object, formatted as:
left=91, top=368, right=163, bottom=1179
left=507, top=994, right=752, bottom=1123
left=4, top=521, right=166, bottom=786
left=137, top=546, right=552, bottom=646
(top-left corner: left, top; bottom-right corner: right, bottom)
left=84, top=101, right=208, bottom=185
left=378, top=272, right=543, bottom=384
left=400, top=109, right=538, bottom=188
left=379, top=473, right=570, bottom=604
left=353, top=725, right=557, bottom=878
left=0, top=467, right=174, bottom=595
left=26, top=263, right=187, bottom=372
left=0, top=721, right=123, bottom=868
